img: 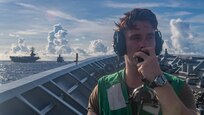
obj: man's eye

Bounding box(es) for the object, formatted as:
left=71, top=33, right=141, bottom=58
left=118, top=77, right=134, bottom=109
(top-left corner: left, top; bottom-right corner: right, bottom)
left=148, top=37, right=153, bottom=39
left=130, top=35, right=140, bottom=40
left=147, top=36, right=154, bottom=40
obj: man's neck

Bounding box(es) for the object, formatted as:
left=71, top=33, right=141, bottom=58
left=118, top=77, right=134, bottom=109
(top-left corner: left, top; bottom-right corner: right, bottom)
left=125, top=66, right=143, bottom=88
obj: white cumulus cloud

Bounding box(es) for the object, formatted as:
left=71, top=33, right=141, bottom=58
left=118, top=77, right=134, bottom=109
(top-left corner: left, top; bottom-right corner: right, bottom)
left=164, top=18, right=203, bottom=55
left=11, top=38, right=30, bottom=54
left=46, top=24, right=72, bottom=54
left=88, top=39, right=108, bottom=53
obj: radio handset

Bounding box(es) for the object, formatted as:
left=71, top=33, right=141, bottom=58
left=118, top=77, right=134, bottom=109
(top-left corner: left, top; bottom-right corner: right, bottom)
left=134, top=51, right=149, bottom=63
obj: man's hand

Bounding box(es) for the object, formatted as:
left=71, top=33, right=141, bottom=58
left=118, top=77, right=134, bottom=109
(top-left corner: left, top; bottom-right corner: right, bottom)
left=133, top=47, right=162, bottom=82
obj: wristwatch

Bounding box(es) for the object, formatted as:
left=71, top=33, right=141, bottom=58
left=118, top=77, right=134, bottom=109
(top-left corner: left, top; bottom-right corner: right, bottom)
left=149, top=74, right=167, bottom=89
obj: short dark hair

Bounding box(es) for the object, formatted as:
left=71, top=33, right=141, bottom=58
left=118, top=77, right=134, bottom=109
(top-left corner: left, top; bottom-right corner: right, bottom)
left=116, top=8, right=158, bottom=30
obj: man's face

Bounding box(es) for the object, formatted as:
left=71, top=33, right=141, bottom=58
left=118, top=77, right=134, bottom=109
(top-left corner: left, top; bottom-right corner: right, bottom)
left=125, top=21, right=156, bottom=65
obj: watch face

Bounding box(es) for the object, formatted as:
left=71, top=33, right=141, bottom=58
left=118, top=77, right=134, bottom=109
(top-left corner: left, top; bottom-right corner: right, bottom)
left=155, top=74, right=167, bottom=86
left=149, top=74, right=167, bottom=88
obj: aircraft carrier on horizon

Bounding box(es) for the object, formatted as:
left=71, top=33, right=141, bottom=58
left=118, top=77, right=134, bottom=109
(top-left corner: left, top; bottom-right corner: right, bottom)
left=9, top=47, right=40, bottom=63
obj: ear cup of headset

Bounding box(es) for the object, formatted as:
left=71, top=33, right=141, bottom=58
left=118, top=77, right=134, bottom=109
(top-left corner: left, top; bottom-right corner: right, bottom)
left=113, top=30, right=163, bottom=56
left=113, top=30, right=126, bottom=56
left=155, top=30, right=163, bottom=55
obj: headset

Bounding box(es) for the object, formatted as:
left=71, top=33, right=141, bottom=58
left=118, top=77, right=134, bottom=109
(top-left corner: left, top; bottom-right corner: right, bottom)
left=113, top=29, right=164, bottom=56
left=113, top=8, right=164, bottom=57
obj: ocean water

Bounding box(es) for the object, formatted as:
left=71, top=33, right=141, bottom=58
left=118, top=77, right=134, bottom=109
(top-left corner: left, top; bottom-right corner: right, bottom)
left=0, top=61, right=71, bottom=85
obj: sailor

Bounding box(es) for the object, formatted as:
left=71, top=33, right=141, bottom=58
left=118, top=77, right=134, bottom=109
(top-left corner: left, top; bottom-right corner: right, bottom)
left=87, top=8, right=197, bottom=115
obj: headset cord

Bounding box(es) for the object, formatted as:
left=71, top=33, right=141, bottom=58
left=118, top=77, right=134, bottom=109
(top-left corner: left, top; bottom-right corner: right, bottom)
left=137, top=97, right=144, bottom=115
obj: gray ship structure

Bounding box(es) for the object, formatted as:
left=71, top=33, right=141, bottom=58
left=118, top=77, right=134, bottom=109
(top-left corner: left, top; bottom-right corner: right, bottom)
left=10, top=47, right=40, bottom=63
left=57, top=54, right=64, bottom=62
left=0, top=51, right=203, bottom=114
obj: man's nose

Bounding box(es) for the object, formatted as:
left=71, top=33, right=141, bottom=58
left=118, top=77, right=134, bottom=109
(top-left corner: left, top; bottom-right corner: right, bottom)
left=139, top=39, right=148, bottom=48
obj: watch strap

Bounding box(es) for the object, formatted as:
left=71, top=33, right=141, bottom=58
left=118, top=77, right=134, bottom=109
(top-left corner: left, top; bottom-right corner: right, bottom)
left=149, top=81, right=157, bottom=89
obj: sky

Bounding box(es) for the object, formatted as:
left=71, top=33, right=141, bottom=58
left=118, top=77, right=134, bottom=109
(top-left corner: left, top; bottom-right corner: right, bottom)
left=0, top=0, right=204, bottom=61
